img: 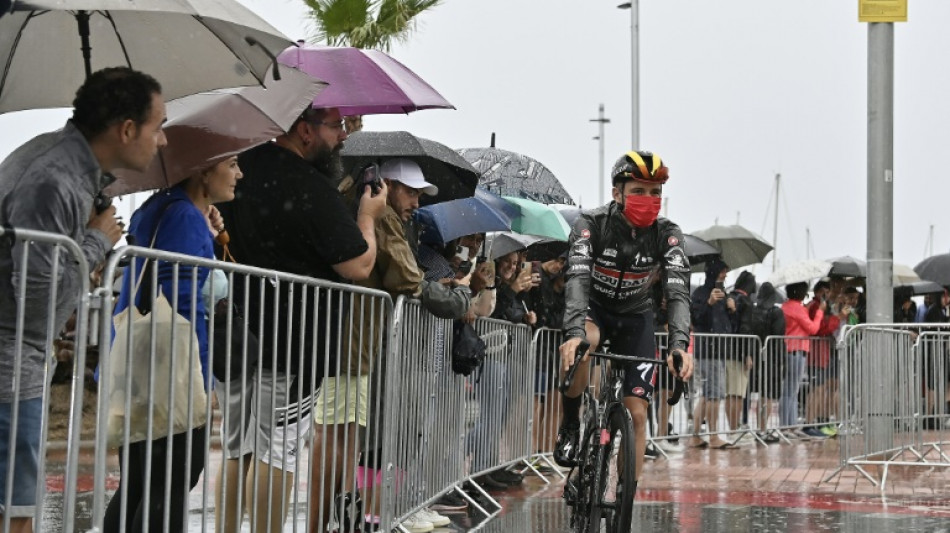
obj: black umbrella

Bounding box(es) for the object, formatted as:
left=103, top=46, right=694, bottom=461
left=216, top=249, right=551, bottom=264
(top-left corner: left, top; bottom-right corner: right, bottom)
left=458, top=147, right=575, bottom=205
left=341, top=131, right=479, bottom=206
left=914, top=253, right=950, bottom=287
left=685, top=234, right=721, bottom=272
left=895, top=279, right=945, bottom=297
left=487, top=232, right=550, bottom=260
left=827, top=255, right=867, bottom=278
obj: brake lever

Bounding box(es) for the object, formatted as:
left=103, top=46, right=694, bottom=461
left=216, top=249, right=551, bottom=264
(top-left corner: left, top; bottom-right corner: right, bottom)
left=667, top=350, right=689, bottom=406
left=560, top=340, right=590, bottom=394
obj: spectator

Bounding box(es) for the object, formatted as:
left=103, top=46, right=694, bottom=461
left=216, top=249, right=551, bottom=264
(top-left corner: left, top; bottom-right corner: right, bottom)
left=215, top=106, right=387, bottom=533
left=492, top=251, right=537, bottom=326
left=688, top=259, right=736, bottom=449
left=780, top=281, right=824, bottom=431
left=103, top=155, right=241, bottom=532
left=320, top=158, right=447, bottom=532
left=747, top=282, right=785, bottom=442
left=802, top=280, right=840, bottom=438
left=0, top=67, right=147, bottom=531
left=727, top=270, right=757, bottom=433
left=923, top=288, right=950, bottom=429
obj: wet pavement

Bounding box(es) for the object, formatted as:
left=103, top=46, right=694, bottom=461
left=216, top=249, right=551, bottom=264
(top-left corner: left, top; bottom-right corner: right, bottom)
left=40, top=435, right=950, bottom=532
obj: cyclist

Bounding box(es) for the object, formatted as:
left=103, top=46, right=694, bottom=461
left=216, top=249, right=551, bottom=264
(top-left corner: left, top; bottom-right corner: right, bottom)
left=556, top=150, right=694, bottom=491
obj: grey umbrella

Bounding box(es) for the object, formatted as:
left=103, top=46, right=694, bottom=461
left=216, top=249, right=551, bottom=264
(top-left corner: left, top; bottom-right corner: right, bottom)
left=341, top=131, right=479, bottom=206
left=0, top=1, right=292, bottom=113
left=692, top=224, right=773, bottom=270
left=487, top=232, right=550, bottom=260
left=458, top=147, right=575, bottom=205
left=685, top=233, right=721, bottom=272
left=914, top=253, right=950, bottom=287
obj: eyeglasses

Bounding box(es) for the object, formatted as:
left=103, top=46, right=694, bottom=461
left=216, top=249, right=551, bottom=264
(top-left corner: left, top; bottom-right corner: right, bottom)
left=316, top=120, right=345, bottom=131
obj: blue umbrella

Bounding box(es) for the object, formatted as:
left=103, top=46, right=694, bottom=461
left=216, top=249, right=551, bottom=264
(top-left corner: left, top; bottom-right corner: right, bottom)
left=414, top=188, right=516, bottom=245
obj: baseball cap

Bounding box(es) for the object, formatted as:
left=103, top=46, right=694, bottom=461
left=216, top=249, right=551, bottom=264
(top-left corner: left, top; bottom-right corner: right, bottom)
left=380, top=158, right=438, bottom=196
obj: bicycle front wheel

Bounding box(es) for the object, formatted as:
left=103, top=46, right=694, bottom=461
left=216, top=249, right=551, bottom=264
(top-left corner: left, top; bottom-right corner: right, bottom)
left=594, top=405, right=636, bottom=533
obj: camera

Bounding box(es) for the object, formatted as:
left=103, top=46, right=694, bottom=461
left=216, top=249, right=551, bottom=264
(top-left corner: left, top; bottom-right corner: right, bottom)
left=360, top=163, right=382, bottom=196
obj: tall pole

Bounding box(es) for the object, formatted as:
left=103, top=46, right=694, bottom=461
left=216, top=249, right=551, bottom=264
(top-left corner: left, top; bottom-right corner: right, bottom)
left=617, top=2, right=640, bottom=148
left=772, top=173, right=780, bottom=272
left=590, top=104, right=611, bottom=206
left=630, top=0, right=639, bottom=149
left=866, top=22, right=894, bottom=324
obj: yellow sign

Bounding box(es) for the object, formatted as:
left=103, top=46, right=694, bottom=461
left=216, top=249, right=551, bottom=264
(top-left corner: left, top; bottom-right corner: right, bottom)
left=859, top=0, right=908, bottom=22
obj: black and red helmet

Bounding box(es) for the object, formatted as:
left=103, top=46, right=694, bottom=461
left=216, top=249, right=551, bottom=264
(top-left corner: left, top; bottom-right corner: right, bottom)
left=611, top=150, right=669, bottom=185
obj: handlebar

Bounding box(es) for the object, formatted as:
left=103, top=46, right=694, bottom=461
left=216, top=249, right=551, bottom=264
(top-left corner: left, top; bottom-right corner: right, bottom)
left=560, top=341, right=689, bottom=406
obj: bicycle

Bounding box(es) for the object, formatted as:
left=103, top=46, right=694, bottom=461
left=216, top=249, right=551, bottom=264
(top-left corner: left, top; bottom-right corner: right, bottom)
left=561, top=341, right=687, bottom=533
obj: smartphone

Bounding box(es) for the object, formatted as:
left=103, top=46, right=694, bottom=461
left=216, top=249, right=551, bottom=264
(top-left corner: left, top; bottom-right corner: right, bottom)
left=531, top=261, right=542, bottom=275
left=360, top=163, right=382, bottom=196
left=714, top=281, right=725, bottom=291
left=455, top=245, right=470, bottom=263
left=522, top=261, right=532, bottom=272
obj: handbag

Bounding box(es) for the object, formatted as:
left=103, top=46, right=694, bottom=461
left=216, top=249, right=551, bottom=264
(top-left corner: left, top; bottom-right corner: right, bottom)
left=451, top=320, right=487, bottom=380
left=106, top=201, right=208, bottom=447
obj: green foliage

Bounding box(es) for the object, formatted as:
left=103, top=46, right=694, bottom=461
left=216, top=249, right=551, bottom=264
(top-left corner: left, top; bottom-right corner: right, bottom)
left=303, top=0, right=442, bottom=51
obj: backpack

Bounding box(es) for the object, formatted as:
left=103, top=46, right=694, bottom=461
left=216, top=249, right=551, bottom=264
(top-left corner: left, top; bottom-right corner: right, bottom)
left=744, top=302, right=774, bottom=341
left=451, top=320, right=487, bottom=378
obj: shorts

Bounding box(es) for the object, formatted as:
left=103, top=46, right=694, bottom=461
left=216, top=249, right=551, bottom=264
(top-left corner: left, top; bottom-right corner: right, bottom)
left=586, top=304, right=657, bottom=401
left=0, top=398, right=42, bottom=517
left=695, top=358, right=725, bottom=400
left=313, top=374, right=370, bottom=427
left=218, top=367, right=308, bottom=472
left=725, top=360, right=750, bottom=397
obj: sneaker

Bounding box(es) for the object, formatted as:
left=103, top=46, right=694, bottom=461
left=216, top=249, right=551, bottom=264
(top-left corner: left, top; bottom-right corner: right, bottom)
left=415, top=508, right=451, bottom=527
left=802, top=427, right=827, bottom=438
left=430, top=492, right=468, bottom=512
left=398, top=514, right=434, bottom=533
left=473, top=472, right=509, bottom=490
left=655, top=440, right=683, bottom=453
left=554, top=421, right=581, bottom=467
left=644, top=445, right=660, bottom=460
left=819, top=425, right=838, bottom=437
left=328, top=491, right=363, bottom=532
left=492, top=469, right=524, bottom=485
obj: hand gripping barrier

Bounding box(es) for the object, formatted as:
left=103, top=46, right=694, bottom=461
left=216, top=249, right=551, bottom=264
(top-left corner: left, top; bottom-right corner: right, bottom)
left=0, top=227, right=90, bottom=533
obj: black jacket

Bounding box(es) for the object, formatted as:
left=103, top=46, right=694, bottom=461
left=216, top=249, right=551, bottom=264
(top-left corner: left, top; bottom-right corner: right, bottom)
left=562, top=203, right=691, bottom=352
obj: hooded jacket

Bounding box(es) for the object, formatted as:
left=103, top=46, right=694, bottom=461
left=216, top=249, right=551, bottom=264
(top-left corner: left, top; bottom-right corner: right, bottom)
left=562, top=202, right=691, bottom=352
left=691, top=259, right=737, bottom=358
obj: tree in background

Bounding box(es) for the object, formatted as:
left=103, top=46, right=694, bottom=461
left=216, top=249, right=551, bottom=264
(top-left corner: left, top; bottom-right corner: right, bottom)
left=303, top=0, right=442, bottom=132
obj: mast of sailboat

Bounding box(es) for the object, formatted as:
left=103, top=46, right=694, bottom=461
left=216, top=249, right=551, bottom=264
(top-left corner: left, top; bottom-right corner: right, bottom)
left=772, top=173, right=780, bottom=272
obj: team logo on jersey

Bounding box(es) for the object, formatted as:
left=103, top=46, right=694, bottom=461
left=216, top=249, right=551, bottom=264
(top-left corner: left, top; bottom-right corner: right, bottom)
left=632, top=387, right=646, bottom=397
left=668, top=236, right=679, bottom=246
left=580, top=229, right=591, bottom=239
left=603, top=248, right=617, bottom=257
left=665, top=246, right=687, bottom=269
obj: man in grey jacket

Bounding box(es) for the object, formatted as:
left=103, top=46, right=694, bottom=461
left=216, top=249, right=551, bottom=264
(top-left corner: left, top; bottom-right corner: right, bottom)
left=0, top=67, right=165, bottom=530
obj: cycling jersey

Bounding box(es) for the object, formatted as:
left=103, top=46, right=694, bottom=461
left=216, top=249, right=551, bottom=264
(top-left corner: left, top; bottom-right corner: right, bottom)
left=562, top=202, right=691, bottom=353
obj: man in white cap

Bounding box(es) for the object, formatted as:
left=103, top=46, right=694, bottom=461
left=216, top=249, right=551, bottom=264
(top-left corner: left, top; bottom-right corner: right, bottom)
left=310, top=158, right=441, bottom=532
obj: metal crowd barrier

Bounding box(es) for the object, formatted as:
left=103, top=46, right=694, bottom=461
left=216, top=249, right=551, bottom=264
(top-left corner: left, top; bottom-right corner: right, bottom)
left=826, top=324, right=950, bottom=489
left=526, top=327, right=566, bottom=480
left=90, top=245, right=393, bottom=533
left=0, top=227, right=91, bottom=533
left=384, top=298, right=536, bottom=529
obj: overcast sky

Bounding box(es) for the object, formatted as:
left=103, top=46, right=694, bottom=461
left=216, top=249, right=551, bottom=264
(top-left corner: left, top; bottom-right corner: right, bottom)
left=2, top=0, right=947, bottom=275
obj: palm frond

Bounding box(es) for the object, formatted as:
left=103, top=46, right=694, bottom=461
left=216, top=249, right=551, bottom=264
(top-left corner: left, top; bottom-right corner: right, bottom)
left=303, top=0, right=373, bottom=46
left=303, top=0, right=442, bottom=50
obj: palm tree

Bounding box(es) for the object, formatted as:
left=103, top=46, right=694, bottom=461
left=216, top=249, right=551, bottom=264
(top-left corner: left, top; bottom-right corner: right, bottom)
left=303, top=0, right=442, bottom=132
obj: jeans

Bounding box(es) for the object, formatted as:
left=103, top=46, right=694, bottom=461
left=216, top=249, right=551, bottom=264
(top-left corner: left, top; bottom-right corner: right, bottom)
left=779, top=351, right=806, bottom=427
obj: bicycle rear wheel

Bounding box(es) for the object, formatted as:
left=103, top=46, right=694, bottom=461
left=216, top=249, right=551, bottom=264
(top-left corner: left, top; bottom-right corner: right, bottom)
left=592, top=405, right=636, bottom=533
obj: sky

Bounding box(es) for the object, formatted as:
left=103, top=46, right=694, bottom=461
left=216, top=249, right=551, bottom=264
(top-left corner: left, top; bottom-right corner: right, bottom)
left=2, top=0, right=948, bottom=277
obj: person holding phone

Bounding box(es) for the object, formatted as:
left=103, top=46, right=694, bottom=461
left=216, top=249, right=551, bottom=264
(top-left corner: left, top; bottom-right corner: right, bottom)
left=688, top=258, right=737, bottom=449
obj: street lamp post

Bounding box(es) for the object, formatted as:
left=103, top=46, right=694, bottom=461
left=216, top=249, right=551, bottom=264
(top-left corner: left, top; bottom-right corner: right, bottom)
left=590, top=104, right=611, bottom=206
left=617, top=1, right=639, bottom=149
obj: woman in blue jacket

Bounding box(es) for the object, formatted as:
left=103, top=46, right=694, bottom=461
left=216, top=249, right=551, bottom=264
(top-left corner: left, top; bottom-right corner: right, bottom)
left=103, top=155, right=242, bottom=533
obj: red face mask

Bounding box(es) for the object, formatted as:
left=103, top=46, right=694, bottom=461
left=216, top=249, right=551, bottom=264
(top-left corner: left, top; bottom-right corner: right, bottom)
left=622, top=195, right=662, bottom=227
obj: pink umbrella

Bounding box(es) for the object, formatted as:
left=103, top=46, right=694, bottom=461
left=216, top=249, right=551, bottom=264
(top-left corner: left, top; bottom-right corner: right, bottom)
left=277, top=42, right=454, bottom=115
left=106, top=65, right=325, bottom=195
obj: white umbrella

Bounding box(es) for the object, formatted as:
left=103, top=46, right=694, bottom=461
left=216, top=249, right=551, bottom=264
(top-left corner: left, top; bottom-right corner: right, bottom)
left=767, top=259, right=833, bottom=287
left=894, top=262, right=922, bottom=285
left=0, top=1, right=293, bottom=113
left=107, top=65, right=325, bottom=195
left=692, top=224, right=773, bottom=270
